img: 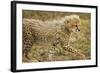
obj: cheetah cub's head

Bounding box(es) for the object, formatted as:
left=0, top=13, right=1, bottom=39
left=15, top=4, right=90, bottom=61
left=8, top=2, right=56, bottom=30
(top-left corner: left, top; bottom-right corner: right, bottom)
left=64, top=15, right=81, bottom=33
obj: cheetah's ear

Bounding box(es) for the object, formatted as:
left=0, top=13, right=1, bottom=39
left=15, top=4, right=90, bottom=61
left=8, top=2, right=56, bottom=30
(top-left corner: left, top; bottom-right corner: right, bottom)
left=67, top=19, right=70, bottom=24
left=64, top=16, right=71, bottom=24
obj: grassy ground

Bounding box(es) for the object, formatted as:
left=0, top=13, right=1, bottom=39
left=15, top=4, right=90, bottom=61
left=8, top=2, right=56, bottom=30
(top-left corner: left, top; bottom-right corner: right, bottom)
left=22, top=10, right=91, bottom=62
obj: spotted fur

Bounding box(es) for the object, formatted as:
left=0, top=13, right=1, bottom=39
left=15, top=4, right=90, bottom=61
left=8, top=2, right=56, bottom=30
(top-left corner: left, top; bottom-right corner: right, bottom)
left=22, top=15, right=81, bottom=60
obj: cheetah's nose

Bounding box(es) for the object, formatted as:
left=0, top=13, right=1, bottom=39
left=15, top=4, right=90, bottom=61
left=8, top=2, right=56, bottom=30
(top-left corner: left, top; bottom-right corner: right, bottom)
left=76, top=26, right=80, bottom=32
left=76, top=28, right=80, bottom=32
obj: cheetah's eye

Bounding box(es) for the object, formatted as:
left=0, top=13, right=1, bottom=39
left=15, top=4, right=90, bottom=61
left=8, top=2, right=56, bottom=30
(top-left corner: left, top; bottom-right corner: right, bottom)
left=75, top=25, right=78, bottom=27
